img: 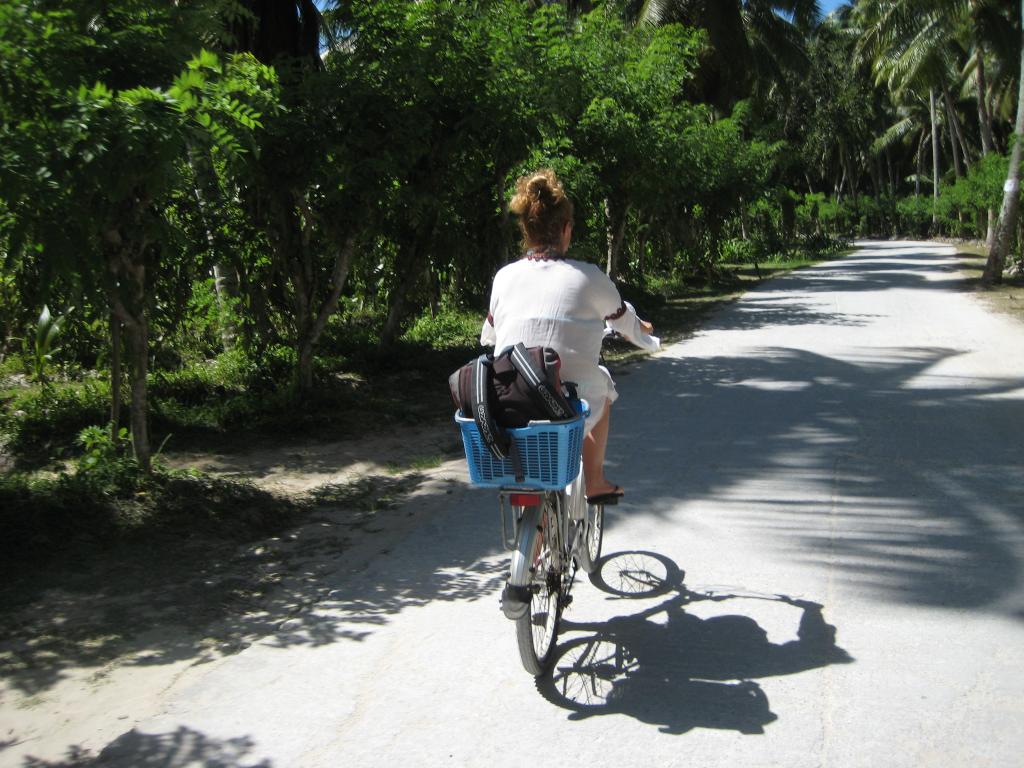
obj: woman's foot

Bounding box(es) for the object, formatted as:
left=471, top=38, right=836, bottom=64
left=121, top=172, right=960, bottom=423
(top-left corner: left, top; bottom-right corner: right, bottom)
left=586, top=483, right=624, bottom=505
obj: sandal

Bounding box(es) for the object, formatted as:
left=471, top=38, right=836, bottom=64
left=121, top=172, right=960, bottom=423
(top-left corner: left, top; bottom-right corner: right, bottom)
left=586, top=485, right=624, bottom=505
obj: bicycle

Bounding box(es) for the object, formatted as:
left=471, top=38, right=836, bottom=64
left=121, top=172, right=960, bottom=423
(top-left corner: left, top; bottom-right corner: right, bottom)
left=455, top=398, right=605, bottom=676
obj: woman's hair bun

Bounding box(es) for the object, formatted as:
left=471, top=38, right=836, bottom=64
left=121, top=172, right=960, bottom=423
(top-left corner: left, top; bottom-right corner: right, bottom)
left=509, top=169, right=563, bottom=216
left=508, top=168, right=574, bottom=248
left=526, top=174, right=553, bottom=204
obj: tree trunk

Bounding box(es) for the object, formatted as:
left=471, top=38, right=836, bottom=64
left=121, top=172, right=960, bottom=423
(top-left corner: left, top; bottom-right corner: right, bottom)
left=944, top=89, right=971, bottom=173
left=930, top=88, right=940, bottom=228
left=944, top=91, right=964, bottom=178
left=780, top=193, right=795, bottom=245
left=104, top=220, right=151, bottom=472
left=835, top=150, right=847, bottom=204
left=427, top=265, right=439, bottom=318
left=297, top=337, right=315, bottom=393
left=212, top=263, right=240, bottom=351
left=637, top=228, right=647, bottom=281
left=915, top=129, right=925, bottom=198
left=944, top=91, right=965, bottom=230
left=294, top=233, right=357, bottom=393
left=975, top=44, right=997, bottom=246
left=495, top=168, right=514, bottom=266
left=610, top=212, right=627, bottom=279
left=265, top=190, right=332, bottom=397
left=188, top=147, right=238, bottom=351
left=125, top=312, right=150, bottom=472
left=604, top=198, right=628, bottom=277
left=984, top=5, right=1024, bottom=284
left=237, top=262, right=273, bottom=352
left=294, top=298, right=314, bottom=394
left=886, top=147, right=895, bottom=197
left=380, top=252, right=422, bottom=349
left=841, top=146, right=856, bottom=202
left=109, top=313, right=122, bottom=443
left=975, top=43, right=997, bottom=156
left=379, top=209, right=437, bottom=351
left=869, top=156, right=881, bottom=199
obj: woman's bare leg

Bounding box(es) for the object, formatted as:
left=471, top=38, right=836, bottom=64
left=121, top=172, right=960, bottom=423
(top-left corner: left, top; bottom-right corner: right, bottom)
left=583, top=399, right=618, bottom=498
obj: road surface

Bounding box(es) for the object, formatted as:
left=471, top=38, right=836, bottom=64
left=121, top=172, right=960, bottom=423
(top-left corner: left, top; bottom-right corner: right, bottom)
left=4, top=240, right=1023, bottom=767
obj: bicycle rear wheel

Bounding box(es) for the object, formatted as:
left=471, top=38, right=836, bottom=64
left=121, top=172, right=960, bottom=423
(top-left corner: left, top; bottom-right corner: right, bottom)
left=576, top=501, right=604, bottom=574
left=513, top=497, right=561, bottom=676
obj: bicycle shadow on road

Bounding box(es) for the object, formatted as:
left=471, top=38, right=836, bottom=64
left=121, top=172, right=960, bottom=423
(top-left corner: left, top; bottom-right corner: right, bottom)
left=537, top=551, right=853, bottom=735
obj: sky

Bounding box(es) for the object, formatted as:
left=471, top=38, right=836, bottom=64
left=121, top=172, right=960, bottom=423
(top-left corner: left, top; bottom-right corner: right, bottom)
left=819, top=0, right=848, bottom=16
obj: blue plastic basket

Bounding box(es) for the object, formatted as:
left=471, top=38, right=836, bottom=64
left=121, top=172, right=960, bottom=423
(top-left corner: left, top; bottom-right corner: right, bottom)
left=456, top=400, right=587, bottom=490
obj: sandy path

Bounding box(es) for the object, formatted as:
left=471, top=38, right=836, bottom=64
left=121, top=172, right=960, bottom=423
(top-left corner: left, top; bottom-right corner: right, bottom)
left=3, top=241, right=1023, bottom=768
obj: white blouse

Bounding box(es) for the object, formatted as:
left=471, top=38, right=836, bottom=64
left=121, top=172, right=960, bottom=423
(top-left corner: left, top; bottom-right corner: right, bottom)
left=480, top=257, right=659, bottom=429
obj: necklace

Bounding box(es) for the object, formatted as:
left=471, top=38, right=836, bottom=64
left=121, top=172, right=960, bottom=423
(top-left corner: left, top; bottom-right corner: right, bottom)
left=524, top=246, right=565, bottom=261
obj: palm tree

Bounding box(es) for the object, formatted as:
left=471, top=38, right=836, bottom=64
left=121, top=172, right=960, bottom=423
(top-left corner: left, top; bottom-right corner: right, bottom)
left=636, top=0, right=822, bottom=111
left=984, top=0, right=1023, bottom=284
left=856, top=0, right=1021, bottom=241
left=853, top=0, right=972, bottom=227
left=872, top=93, right=933, bottom=197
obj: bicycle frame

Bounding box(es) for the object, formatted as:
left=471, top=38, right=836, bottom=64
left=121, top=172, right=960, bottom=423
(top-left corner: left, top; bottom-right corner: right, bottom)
left=504, top=462, right=586, bottom=596
left=488, top=438, right=606, bottom=674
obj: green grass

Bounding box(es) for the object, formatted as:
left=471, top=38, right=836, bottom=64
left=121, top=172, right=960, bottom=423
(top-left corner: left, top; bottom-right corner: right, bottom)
left=386, top=454, right=444, bottom=474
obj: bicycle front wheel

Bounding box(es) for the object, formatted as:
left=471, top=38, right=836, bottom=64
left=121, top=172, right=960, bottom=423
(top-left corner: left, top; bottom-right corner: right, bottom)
left=513, top=497, right=561, bottom=676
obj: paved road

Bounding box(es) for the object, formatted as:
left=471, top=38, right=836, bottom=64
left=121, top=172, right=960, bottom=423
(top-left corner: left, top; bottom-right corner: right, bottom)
left=13, top=241, right=1024, bottom=767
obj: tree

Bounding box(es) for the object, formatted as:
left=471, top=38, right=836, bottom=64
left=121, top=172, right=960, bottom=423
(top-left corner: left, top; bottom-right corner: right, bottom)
left=984, top=0, right=1024, bottom=284
left=637, top=0, right=822, bottom=111
left=0, top=2, right=274, bottom=469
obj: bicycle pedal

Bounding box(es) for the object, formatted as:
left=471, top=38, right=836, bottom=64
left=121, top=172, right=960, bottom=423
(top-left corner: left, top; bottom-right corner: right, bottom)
left=560, top=594, right=573, bottom=609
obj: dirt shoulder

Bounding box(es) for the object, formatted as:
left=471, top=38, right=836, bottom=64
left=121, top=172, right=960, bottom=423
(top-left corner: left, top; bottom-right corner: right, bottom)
left=0, top=419, right=472, bottom=765
left=951, top=242, right=1024, bottom=325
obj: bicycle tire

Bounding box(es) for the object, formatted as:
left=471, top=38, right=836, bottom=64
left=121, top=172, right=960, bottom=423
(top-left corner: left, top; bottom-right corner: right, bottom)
left=576, top=500, right=604, bottom=574
left=513, top=497, right=561, bottom=676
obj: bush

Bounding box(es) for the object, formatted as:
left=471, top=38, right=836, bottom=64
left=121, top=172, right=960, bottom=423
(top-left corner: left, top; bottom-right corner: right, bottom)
left=795, top=231, right=848, bottom=258
left=401, top=308, right=481, bottom=350
left=896, top=196, right=933, bottom=237
left=795, top=192, right=827, bottom=235
left=1, top=380, right=110, bottom=462
left=720, top=237, right=757, bottom=263
left=146, top=345, right=300, bottom=432
left=74, top=424, right=143, bottom=493
left=817, top=198, right=857, bottom=235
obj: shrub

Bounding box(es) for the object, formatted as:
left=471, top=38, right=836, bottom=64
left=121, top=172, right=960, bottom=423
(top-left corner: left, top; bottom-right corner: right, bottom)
left=74, top=424, right=144, bottom=494
left=895, top=196, right=933, bottom=237
left=401, top=308, right=482, bottom=350
left=1, top=380, right=110, bottom=462
left=720, top=237, right=757, bottom=263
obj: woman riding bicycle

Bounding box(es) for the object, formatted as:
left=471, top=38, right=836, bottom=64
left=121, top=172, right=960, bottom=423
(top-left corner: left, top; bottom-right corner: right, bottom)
left=481, top=168, right=659, bottom=504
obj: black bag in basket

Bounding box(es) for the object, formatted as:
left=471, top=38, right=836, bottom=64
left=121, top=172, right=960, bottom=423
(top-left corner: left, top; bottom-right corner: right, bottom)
left=449, top=343, right=576, bottom=466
